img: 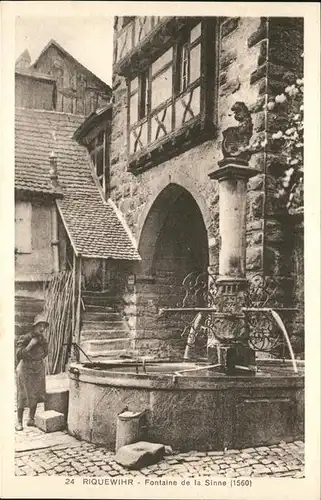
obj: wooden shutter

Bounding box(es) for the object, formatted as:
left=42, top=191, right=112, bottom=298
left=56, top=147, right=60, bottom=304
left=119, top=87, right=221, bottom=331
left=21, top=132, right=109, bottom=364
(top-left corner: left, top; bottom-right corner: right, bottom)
left=15, top=201, right=32, bottom=253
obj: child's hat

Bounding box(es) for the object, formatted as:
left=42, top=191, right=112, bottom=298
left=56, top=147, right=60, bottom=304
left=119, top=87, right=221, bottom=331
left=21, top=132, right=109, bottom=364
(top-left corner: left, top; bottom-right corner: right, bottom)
left=33, top=313, right=49, bottom=327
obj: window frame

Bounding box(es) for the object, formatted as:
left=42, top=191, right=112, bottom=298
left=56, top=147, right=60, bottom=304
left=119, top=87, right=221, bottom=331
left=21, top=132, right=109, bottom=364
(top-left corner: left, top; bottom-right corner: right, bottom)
left=87, top=127, right=110, bottom=198
left=127, top=21, right=206, bottom=155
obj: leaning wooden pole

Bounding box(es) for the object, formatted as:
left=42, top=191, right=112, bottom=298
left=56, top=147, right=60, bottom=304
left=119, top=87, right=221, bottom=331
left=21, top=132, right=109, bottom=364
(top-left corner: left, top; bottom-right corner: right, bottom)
left=71, top=252, right=78, bottom=361
left=75, top=256, right=82, bottom=357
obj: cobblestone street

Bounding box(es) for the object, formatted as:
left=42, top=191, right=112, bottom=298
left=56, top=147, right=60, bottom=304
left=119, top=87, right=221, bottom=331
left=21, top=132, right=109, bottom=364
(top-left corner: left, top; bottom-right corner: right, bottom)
left=15, top=410, right=304, bottom=478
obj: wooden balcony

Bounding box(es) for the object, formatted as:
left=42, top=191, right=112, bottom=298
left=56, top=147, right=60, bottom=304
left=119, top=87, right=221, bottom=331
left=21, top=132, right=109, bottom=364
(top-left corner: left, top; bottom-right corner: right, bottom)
left=114, top=17, right=199, bottom=77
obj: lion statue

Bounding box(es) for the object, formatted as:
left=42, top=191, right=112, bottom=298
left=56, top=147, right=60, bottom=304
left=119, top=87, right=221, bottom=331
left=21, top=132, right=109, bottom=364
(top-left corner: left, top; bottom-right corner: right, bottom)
left=222, top=102, right=253, bottom=161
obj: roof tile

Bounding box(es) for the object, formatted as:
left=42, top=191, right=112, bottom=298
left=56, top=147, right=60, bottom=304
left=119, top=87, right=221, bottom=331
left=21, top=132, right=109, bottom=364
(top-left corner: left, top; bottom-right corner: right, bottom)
left=15, top=107, right=140, bottom=261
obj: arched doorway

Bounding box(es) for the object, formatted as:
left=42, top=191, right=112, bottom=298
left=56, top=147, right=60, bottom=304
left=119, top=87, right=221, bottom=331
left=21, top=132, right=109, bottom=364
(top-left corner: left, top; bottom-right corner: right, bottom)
left=135, top=184, right=209, bottom=359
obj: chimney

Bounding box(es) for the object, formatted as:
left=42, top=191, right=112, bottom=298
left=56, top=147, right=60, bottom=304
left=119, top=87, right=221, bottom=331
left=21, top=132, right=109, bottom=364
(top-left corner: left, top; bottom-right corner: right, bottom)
left=49, top=151, right=59, bottom=188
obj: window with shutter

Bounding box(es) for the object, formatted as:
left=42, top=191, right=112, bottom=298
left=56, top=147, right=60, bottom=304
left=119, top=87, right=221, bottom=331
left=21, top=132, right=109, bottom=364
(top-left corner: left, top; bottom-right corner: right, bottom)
left=15, top=202, right=32, bottom=254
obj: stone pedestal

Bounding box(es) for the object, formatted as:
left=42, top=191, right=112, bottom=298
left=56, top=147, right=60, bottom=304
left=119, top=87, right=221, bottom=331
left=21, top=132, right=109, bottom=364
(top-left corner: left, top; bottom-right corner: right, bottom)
left=208, top=158, right=258, bottom=372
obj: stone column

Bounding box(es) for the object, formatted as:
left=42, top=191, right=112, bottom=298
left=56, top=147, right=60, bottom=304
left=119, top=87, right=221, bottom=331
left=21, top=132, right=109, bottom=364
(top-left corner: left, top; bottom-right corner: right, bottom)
left=208, top=158, right=258, bottom=373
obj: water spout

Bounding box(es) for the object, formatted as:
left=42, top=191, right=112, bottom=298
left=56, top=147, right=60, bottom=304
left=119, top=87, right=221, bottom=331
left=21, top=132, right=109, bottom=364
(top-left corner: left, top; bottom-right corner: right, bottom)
left=242, top=307, right=299, bottom=374
left=270, top=309, right=298, bottom=374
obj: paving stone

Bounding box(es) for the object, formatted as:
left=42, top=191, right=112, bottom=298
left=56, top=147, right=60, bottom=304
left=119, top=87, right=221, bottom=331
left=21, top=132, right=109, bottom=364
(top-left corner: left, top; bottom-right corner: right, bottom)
left=14, top=420, right=306, bottom=479
left=184, top=456, right=201, bottom=462
left=54, top=466, right=65, bottom=473
left=245, top=458, right=259, bottom=465
left=209, top=464, right=221, bottom=471
left=272, top=459, right=286, bottom=466
left=270, top=465, right=288, bottom=473
left=101, top=464, right=112, bottom=471
left=15, top=466, right=26, bottom=476
left=108, top=470, right=121, bottom=476
left=255, top=446, right=271, bottom=452
left=224, top=457, right=238, bottom=464
left=236, top=466, right=253, bottom=476
left=171, top=464, right=186, bottom=470
left=167, top=459, right=179, bottom=465
left=232, top=462, right=248, bottom=469
left=253, top=465, right=271, bottom=473
left=225, top=470, right=240, bottom=477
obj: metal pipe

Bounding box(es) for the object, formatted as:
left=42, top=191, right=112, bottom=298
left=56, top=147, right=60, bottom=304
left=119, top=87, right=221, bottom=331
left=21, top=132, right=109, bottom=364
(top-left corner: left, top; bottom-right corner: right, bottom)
left=51, top=205, right=59, bottom=273
left=174, top=363, right=221, bottom=376
left=234, top=364, right=257, bottom=372
left=242, top=307, right=298, bottom=312
left=158, top=307, right=217, bottom=316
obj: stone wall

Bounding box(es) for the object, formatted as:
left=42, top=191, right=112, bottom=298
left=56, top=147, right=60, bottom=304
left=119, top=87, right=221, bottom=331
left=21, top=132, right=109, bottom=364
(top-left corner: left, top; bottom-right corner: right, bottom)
left=290, top=213, right=304, bottom=357
left=110, top=17, right=304, bottom=359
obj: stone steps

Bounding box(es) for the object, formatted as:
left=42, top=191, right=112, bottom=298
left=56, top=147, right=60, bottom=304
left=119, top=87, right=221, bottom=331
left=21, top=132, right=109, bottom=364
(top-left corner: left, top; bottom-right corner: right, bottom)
left=82, top=338, right=132, bottom=353
left=79, top=348, right=133, bottom=362
left=81, top=328, right=130, bottom=340
left=80, top=298, right=131, bottom=359
left=82, top=291, right=120, bottom=307
left=82, top=316, right=123, bottom=327
left=83, top=310, right=119, bottom=320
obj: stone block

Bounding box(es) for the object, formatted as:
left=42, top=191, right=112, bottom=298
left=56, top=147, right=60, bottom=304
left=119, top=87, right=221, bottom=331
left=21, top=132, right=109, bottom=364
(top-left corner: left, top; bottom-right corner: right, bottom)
left=251, top=192, right=264, bottom=218
left=35, top=410, right=66, bottom=433
left=220, top=49, right=237, bottom=70
left=221, top=17, right=240, bottom=38
left=115, top=441, right=165, bottom=470
left=247, top=18, right=268, bottom=48
left=219, top=77, right=241, bottom=97
left=45, top=390, right=69, bottom=416
left=246, top=247, right=262, bottom=271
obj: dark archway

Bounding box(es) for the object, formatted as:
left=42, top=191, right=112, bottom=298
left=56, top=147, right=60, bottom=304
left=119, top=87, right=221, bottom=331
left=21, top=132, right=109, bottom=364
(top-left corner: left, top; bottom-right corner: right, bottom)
left=135, top=184, right=209, bottom=359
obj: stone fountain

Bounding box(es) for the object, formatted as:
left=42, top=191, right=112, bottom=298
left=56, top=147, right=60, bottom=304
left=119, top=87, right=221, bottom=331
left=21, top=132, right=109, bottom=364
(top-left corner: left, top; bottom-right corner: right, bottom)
left=67, top=103, right=304, bottom=452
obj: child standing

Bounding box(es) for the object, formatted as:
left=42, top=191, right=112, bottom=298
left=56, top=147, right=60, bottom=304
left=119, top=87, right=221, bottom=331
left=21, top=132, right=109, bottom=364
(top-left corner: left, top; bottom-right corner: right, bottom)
left=15, top=313, right=49, bottom=431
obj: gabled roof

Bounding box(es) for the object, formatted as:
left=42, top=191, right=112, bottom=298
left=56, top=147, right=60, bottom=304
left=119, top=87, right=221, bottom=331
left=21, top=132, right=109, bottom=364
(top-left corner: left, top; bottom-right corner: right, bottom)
left=15, top=107, right=140, bottom=261
left=31, top=39, right=111, bottom=93
left=73, top=104, right=112, bottom=144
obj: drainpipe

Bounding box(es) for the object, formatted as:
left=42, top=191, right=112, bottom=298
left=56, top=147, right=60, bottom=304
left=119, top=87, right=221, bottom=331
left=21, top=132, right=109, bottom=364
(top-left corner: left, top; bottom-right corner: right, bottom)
left=51, top=206, right=59, bottom=273
left=49, top=151, right=60, bottom=273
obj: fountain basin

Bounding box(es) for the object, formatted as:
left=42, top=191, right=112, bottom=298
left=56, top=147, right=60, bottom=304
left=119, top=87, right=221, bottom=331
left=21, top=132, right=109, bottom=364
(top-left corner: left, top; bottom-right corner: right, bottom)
left=68, top=360, right=304, bottom=451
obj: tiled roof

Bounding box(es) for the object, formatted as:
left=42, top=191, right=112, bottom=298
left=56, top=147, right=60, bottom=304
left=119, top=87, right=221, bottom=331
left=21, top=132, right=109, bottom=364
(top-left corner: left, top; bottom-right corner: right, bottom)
left=15, top=107, right=140, bottom=261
